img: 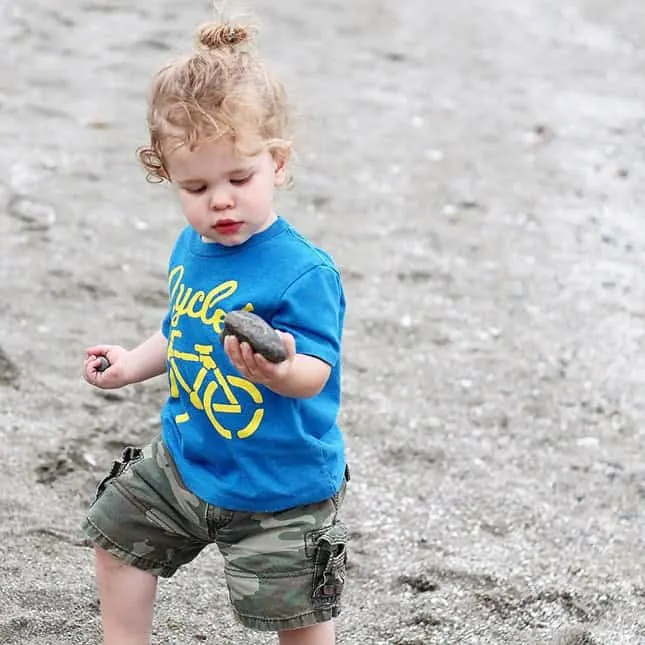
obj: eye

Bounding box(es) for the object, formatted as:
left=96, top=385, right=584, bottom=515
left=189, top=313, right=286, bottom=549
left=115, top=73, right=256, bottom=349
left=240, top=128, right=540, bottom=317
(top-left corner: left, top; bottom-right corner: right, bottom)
left=183, top=185, right=206, bottom=194
left=230, top=174, right=253, bottom=186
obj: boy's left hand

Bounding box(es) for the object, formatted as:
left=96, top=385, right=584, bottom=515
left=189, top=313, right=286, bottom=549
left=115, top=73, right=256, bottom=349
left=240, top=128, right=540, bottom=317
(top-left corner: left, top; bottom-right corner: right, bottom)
left=224, top=330, right=296, bottom=387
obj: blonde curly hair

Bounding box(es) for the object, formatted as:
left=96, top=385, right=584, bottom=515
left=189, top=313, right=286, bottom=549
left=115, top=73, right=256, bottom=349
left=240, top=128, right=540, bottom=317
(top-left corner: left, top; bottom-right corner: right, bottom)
left=137, top=21, right=292, bottom=182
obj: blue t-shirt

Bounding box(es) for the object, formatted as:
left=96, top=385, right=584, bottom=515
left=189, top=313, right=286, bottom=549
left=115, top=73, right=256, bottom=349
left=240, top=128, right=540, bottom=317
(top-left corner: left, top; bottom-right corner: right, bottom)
left=160, top=217, right=346, bottom=512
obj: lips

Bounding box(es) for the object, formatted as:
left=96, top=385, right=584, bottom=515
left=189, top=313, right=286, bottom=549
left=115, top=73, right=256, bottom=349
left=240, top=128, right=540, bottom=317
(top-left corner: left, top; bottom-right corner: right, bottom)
left=214, top=220, right=243, bottom=235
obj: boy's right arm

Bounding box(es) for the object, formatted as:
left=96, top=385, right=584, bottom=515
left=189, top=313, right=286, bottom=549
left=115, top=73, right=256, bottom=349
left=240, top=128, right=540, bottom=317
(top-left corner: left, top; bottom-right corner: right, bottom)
left=84, top=330, right=168, bottom=389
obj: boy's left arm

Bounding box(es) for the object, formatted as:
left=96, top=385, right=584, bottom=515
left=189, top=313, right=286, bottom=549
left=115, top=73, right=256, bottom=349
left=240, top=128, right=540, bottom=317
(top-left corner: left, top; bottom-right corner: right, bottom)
left=224, top=331, right=330, bottom=397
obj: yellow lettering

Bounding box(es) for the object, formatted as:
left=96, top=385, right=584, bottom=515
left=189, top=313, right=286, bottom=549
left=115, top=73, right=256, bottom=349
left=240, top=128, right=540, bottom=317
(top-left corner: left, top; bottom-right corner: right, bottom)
left=171, top=285, right=192, bottom=327
left=167, top=266, right=239, bottom=333
left=168, top=265, right=185, bottom=304
left=200, top=281, right=238, bottom=332
left=187, top=291, right=205, bottom=316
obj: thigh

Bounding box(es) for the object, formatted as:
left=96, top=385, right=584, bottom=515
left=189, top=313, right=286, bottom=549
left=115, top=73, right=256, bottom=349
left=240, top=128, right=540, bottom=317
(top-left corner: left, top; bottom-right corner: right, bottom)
left=81, top=436, right=211, bottom=577
left=216, top=483, right=349, bottom=632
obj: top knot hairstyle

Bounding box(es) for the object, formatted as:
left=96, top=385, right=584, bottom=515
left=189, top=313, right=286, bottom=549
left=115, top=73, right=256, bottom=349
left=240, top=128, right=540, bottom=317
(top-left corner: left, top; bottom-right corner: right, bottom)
left=137, top=20, right=292, bottom=182
left=197, top=23, right=252, bottom=49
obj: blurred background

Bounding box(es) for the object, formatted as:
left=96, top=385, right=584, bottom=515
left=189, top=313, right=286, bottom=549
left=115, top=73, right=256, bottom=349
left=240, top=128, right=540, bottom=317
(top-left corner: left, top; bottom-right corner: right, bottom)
left=1, top=1, right=645, bottom=643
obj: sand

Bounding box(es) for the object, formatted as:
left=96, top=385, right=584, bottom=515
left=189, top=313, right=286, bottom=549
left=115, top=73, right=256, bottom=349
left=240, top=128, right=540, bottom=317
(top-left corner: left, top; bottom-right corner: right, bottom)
left=1, top=0, right=645, bottom=643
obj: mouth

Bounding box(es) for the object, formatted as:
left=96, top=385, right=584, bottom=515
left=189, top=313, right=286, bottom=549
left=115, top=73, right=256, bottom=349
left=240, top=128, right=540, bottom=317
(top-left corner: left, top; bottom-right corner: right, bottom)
left=213, top=220, right=243, bottom=235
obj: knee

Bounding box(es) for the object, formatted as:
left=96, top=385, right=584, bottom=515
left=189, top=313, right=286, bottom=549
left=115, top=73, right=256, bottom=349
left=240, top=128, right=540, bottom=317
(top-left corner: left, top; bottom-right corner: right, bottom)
left=278, top=620, right=335, bottom=645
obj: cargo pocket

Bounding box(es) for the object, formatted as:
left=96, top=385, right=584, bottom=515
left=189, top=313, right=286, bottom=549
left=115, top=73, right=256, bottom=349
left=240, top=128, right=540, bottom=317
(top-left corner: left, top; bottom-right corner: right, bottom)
left=93, top=446, right=144, bottom=502
left=309, top=521, right=348, bottom=609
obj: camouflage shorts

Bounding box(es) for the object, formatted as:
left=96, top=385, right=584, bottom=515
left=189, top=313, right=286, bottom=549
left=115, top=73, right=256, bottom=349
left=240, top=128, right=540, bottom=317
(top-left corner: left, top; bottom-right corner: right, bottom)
left=81, top=436, right=348, bottom=632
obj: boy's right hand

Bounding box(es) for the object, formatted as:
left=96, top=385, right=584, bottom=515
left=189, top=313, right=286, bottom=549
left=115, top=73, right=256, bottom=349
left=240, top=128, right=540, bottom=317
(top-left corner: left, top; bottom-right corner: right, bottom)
left=83, top=345, right=133, bottom=389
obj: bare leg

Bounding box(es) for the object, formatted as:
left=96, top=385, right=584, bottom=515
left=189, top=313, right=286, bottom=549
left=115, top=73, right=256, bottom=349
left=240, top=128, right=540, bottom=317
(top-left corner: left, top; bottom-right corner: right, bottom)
left=278, top=620, right=335, bottom=645
left=95, top=546, right=158, bottom=645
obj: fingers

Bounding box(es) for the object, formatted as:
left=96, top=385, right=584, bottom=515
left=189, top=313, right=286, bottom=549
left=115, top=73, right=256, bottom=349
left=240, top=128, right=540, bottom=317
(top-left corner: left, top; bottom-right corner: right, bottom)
left=224, top=335, right=279, bottom=380
left=85, top=353, right=109, bottom=369
left=224, top=336, right=255, bottom=372
left=275, top=331, right=296, bottom=358
left=83, top=356, right=101, bottom=384
left=83, top=353, right=114, bottom=387
left=85, top=345, right=112, bottom=359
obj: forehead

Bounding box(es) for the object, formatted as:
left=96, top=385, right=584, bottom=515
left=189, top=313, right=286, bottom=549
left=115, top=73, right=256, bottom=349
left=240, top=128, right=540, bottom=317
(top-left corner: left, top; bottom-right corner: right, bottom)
left=165, top=136, right=266, bottom=181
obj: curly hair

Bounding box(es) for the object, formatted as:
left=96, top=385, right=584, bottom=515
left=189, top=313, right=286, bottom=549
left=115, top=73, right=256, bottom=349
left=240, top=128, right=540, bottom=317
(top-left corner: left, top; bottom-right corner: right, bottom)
left=137, top=21, right=292, bottom=182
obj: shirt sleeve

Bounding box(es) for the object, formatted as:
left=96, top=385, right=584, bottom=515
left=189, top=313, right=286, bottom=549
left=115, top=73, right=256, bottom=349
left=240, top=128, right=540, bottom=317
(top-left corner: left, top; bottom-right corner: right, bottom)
left=272, top=265, right=345, bottom=367
left=161, top=308, right=171, bottom=339
left=160, top=225, right=194, bottom=339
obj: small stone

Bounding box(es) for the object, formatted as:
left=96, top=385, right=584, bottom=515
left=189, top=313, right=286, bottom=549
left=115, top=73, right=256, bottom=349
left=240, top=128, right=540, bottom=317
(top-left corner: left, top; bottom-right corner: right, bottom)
left=384, top=51, right=407, bottom=62
left=7, top=196, right=56, bottom=230
left=398, top=574, right=439, bottom=593
left=81, top=452, right=97, bottom=467
left=0, top=346, right=19, bottom=386
left=425, top=148, right=444, bottom=161
left=221, top=311, right=287, bottom=363
left=550, top=626, right=599, bottom=645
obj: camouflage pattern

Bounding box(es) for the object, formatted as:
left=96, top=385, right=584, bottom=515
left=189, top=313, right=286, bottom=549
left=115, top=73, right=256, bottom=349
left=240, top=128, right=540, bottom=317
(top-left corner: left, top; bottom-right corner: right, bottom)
left=81, top=436, right=348, bottom=631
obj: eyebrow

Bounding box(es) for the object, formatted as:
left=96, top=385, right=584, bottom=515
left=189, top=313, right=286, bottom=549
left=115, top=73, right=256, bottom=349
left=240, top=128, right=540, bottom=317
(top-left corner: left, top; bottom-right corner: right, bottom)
left=228, top=166, right=255, bottom=176
left=176, top=167, right=256, bottom=185
left=176, top=178, right=205, bottom=186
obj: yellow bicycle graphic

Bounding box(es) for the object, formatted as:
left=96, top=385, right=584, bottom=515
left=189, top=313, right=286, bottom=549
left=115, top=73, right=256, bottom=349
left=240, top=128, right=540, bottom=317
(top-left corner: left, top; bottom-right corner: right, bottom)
left=167, top=329, right=264, bottom=439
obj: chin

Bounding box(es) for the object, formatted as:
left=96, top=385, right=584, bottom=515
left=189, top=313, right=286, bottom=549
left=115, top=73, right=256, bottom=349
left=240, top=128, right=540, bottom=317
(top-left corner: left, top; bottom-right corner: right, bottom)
left=217, top=234, right=248, bottom=247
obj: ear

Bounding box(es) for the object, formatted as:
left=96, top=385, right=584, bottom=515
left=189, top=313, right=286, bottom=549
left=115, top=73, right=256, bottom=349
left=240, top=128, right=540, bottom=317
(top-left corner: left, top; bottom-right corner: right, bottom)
left=273, top=145, right=291, bottom=187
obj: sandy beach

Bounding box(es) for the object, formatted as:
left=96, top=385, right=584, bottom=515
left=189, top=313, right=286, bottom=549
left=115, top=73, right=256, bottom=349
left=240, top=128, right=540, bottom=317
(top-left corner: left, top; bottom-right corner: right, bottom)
left=1, top=0, right=645, bottom=643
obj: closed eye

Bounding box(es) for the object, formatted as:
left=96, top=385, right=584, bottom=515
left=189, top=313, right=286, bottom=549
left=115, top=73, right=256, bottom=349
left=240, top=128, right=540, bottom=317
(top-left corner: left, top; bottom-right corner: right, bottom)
left=230, top=174, right=253, bottom=186
left=183, top=185, right=206, bottom=194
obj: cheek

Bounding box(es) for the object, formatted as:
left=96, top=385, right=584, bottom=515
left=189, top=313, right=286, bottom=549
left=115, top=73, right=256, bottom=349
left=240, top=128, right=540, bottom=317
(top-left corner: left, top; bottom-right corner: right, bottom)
left=177, top=195, right=205, bottom=222
left=179, top=193, right=199, bottom=210
left=176, top=190, right=189, bottom=206
left=251, top=175, right=277, bottom=200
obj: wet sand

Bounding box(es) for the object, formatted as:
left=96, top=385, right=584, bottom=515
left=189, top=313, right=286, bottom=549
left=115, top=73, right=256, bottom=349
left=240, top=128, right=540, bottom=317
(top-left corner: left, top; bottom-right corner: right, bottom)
left=1, top=0, right=645, bottom=643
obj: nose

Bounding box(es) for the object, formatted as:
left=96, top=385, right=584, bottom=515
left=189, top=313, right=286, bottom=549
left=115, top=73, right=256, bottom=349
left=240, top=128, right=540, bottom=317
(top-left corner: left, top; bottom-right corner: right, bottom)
left=209, top=186, right=234, bottom=211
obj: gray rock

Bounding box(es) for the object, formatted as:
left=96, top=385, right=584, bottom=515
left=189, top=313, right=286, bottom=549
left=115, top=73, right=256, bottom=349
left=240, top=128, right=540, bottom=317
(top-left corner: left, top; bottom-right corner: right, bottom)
left=220, top=311, right=287, bottom=363
left=0, top=346, right=19, bottom=386
left=550, top=627, right=599, bottom=645
left=8, top=196, right=56, bottom=230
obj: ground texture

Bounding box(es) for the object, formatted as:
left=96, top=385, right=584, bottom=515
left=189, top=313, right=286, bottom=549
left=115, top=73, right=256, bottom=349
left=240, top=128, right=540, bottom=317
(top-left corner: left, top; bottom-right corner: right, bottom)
left=1, top=0, right=645, bottom=643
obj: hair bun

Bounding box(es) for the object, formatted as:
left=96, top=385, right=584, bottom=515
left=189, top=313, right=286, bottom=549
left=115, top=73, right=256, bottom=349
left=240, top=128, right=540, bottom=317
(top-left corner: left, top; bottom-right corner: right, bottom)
left=197, top=23, right=252, bottom=50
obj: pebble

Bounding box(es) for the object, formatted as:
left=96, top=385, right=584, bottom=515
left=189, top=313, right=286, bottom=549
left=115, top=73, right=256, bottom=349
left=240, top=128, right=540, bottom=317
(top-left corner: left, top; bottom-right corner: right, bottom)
left=0, top=346, right=19, bottom=386
left=96, top=356, right=110, bottom=372
left=550, top=626, right=599, bottom=645
left=7, top=196, right=56, bottom=230
left=220, top=311, right=287, bottom=363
